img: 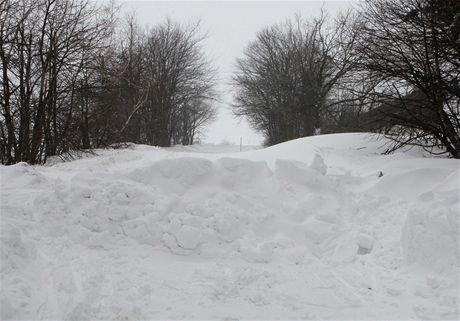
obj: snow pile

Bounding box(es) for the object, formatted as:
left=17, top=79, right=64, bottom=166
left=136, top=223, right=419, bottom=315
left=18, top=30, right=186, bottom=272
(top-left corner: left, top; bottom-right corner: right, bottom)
left=402, top=192, right=459, bottom=274
left=1, top=133, right=459, bottom=319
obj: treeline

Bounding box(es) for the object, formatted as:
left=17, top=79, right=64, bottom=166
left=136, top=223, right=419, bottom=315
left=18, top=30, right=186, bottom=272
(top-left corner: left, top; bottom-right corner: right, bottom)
left=2, top=0, right=459, bottom=165
left=0, top=0, right=216, bottom=164
left=233, top=0, right=460, bottom=158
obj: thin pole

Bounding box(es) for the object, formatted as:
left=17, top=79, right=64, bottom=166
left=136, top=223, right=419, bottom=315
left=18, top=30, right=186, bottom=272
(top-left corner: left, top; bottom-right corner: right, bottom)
left=240, top=137, right=242, bottom=152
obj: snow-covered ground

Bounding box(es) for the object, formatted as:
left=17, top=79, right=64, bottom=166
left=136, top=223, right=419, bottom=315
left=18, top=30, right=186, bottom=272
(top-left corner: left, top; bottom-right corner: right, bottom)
left=1, top=133, right=459, bottom=320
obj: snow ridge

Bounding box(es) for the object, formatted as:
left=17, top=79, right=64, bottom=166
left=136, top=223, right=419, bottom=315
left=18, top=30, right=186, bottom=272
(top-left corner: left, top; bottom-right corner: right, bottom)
left=1, top=133, right=458, bottom=319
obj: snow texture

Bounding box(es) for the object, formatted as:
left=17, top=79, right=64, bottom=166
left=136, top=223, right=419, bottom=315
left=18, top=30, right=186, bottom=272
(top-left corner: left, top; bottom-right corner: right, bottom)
left=1, top=133, right=459, bottom=320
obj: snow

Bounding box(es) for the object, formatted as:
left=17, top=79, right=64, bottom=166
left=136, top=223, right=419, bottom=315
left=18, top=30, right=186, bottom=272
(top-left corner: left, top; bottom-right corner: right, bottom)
left=1, top=133, right=459, bottom=319
left=357, top=233, right=374, bottom=255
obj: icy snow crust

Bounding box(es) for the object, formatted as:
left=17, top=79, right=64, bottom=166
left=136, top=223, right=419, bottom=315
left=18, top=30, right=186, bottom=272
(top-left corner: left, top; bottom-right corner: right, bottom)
left=1, top=133, right=459, bottom=319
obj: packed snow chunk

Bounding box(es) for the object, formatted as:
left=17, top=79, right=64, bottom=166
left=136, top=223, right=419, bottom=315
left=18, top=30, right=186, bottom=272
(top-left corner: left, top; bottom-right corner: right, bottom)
left=303, top=218, right=339, bottom=246
left=385, top=283, right=406, bottom=296
left=121, top=218, right=162, bottom=246
left=288, top=200, right=315, bottom=223
left=310, top=153, right=327, bottom=175
left=184, top=202, right=214, bottom=218
left=368, top=168, right=453, bottom=200
left=357, top=233, right=374, bottom=255
left=214, top=211, right=245, bottom=242
left=401, top=201, right=459, bottom=274
left=330, top=234, right=358, bottom=264
left=274, top=159, right=328, bottom=189
left=216, top=158, right=272, bottom=188
left=128, top=157, right=213, bottom=192
left=288, top=195, right=340, bottom=224
left=175, top=225, right=208, bottom=249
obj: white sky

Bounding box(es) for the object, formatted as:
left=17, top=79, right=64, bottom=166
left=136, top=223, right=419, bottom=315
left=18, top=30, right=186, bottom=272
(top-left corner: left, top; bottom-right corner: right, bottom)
left=119, top=0, right=355, bottom=145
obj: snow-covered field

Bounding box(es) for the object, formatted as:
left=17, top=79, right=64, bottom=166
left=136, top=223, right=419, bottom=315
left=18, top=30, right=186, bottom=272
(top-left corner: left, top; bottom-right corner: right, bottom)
left=1, top=133, right=459, bottom=320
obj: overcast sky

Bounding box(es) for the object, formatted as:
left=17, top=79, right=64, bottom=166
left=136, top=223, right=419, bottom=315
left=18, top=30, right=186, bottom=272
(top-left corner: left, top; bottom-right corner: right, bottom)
left=119, top=0, right=355, bottom=145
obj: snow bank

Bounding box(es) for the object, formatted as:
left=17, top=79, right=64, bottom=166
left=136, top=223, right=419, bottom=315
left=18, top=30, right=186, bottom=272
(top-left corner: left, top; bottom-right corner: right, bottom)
left=402, top=192, right=459, bottom=274
left=1, top=133, right=458, bottom=320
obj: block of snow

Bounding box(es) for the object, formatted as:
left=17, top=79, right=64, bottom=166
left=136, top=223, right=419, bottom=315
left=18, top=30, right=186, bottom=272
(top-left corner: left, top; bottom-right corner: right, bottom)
left=357, top=233, right=374, bottom=254
left=401, top=205, right=459, bottom=274
left=216, top=158, right=272, bottom=188
left=310, top=153, right=327, bottom=176
left=176, top=225, right=204, bottom=249
left=121, top=219, right=162, bottom=246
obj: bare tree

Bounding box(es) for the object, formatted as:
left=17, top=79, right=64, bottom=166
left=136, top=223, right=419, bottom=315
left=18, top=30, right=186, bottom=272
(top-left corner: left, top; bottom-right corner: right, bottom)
left=172, top=97, right=216, bottom=145
left=353, top=0, right=460, bottom=158
left=86, top=18, right=217, bottom=149
left=0, top=0, right=115, bottom=164
left=232, top=12, right=357, bottom=145
left=141, top=20, right=216, bottom=147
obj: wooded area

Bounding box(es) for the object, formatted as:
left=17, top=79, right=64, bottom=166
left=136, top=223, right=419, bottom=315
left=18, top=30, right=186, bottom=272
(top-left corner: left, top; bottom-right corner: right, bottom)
left=233, top=0, right=460, bottom=158
left=0, top=0, right=216, bottom=164
left=1, top=0, right=459, bottom=164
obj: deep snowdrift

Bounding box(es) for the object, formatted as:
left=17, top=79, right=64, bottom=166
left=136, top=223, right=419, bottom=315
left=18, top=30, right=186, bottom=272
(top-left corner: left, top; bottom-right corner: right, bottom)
left=1, top=133, right=459, bottom=320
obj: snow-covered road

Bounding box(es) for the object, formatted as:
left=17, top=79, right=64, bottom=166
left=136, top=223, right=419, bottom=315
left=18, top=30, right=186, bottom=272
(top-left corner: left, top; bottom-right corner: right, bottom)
left=1, top=133, right=459, bottom=319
